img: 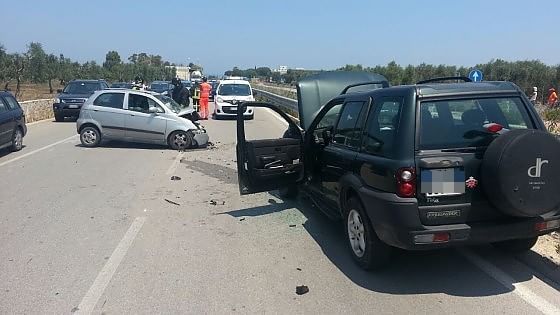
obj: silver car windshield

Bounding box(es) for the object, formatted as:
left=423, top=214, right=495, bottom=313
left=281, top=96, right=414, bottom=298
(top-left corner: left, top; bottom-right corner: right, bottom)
left=155, top=95, right=182, bottom=113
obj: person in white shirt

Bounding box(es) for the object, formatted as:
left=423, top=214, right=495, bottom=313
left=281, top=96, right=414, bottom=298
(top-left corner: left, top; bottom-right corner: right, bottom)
left=529, top=86, right=537, bottom=105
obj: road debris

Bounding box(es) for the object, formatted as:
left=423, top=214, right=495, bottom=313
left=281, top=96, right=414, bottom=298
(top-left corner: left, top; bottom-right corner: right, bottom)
left=296, top=285, right=309, bottom=295
left=296, top=267, right=302, bottom=271
left=209, top=199, right=226, bottom=206
left=289, top=224, right=297, bottom=228
left=239, top=218, right=246, bottom=221
left=171, top=176, right=182, bottom=181
left=164, top=198, right=180, bottom=206
left=71, top=307, right=79, bottom=313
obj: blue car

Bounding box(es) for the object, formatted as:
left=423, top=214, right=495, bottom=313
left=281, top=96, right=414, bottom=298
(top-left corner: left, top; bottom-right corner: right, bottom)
left=0, top=91, right=26, bottom=152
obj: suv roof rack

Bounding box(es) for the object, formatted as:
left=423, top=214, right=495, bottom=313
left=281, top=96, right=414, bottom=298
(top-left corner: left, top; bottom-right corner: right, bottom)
left=340, top=81, right=390, bottom=95
left=416, top=77, right=472, bottom=85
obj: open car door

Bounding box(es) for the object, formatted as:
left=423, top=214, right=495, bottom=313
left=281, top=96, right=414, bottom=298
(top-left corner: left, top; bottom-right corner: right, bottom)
left=236, top=102, right=304, bottom=195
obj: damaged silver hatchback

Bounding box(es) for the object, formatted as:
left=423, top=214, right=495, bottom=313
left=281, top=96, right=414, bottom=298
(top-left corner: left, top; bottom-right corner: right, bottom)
left=77, top=89, right=208, bottom=149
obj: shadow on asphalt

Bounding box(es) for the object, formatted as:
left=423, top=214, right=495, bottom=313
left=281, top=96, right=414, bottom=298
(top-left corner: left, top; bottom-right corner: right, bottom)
left=74, top=141, right=167, bottom=150
left=0, top=145, right=27, bottom=158
left=220, top=195, right=559, bottom=297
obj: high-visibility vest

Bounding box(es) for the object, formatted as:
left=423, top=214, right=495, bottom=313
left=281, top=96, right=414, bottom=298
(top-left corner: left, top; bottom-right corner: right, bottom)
left=193, top=87, right=200, bottom=99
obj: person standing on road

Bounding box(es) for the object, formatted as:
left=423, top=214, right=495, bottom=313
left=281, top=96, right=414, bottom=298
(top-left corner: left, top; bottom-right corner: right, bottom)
left=191, top=82, right=201, bottom=112
left=132, top=76, right=146, bottom=91
left=547, top=88, right=558, bottom=107
left=171, top=78, right=190, bottom=107
left=199, top=77, right=212, bottom=120
left=529, top=87, right=538, bottom=105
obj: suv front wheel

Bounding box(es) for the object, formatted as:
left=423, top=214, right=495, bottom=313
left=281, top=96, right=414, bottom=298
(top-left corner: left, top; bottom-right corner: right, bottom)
left=344, top=197, right=391, bottom=270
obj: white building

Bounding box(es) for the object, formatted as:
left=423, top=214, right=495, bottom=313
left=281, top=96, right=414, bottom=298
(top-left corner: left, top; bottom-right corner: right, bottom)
left=172, top=66, right=191, bottom=80
left=278, top=66, right=288, bottom=74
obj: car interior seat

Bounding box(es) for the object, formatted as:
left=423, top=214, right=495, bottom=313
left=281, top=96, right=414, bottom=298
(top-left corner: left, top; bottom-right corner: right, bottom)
left=461, top=109, right=486, bottom=131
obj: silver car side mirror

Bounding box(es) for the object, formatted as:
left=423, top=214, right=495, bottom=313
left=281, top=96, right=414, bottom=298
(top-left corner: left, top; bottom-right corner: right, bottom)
left=148, top=107, right=159, bottom=114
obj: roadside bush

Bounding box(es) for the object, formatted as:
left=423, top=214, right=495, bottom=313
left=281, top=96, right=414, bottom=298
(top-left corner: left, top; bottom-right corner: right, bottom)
left=542, top=108, right=560, bottom=133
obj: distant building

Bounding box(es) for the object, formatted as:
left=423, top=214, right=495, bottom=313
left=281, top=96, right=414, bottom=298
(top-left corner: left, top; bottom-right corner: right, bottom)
left=172, top=66, right=191, bottom=80
left=272, top=65, right=293, bottom=75
left=278, top=66, right=288, bottom=74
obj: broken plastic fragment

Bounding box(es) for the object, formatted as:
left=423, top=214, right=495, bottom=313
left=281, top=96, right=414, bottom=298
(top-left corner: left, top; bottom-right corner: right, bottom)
left=164, top=198, right=180, bottom=206
left=296, top=285, right=309, bottom=295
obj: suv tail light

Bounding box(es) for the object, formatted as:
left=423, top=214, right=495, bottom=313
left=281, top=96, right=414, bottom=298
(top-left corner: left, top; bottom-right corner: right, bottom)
left=396, top=168, right=416, bottom=198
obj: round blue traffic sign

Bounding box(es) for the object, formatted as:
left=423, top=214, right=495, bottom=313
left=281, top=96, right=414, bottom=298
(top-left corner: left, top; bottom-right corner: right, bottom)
left=469, top=70, right=483, bottom=82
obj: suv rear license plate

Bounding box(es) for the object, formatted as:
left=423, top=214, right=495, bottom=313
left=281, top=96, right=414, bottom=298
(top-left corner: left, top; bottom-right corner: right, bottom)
left=420, top=168, right=465, bottom=195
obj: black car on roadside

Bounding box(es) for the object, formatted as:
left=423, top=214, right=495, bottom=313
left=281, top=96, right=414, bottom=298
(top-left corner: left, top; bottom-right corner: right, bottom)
left=148, top=81, right=173, bottom=95
left=53, top=79, right=109, bottom=122
left=236, top=71, right=560, bottom=270
left=111, top=82, right=133, bottom=89
left=0, top=91, right=26, bottom=152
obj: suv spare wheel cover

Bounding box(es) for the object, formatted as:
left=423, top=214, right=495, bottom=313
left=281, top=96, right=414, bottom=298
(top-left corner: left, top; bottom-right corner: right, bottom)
left=481, top=129, right=560, bottom=217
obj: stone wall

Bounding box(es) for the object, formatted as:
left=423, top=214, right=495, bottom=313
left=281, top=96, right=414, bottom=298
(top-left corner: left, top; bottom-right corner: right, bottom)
left=20, top=99, right=54, bottom=123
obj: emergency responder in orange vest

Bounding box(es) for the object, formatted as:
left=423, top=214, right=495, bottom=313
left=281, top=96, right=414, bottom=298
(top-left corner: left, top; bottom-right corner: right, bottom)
left=191, top=82, right=201, bottom=112
left=548, top=88, right=558, bottom=107
left=199, top=77, right=212, bottom=120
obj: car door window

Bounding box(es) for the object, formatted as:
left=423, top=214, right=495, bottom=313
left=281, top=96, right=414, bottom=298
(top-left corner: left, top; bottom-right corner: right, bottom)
left=127, top=94, right=161, bottom=113
left=363, top=97, right=403, bottom=157
left=0, top=98, right=9, bottom=113
left=93, top=93, right=125, bottom=109
left=332, top=101, right=366, bottom=149
left=3, top=96, right=21, bottom=110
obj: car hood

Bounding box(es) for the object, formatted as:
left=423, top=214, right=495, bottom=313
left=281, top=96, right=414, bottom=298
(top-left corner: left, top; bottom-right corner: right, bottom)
left=296, top=71, right=389, bottom=130
left=177, top=107, right=196, bottom=116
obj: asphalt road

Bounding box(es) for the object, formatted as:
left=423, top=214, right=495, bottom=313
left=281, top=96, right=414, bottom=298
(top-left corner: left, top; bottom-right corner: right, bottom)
left=0, top=109, right=559, bottom=314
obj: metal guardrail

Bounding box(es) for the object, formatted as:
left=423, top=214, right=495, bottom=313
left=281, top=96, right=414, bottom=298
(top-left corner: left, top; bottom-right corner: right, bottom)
left=253, top=88, right=298, bottom=112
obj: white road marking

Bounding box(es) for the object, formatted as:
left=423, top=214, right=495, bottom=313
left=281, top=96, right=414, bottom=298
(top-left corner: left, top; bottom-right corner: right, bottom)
left=76, top=217, right=146, bottom=315
left=0, top=135, right=78, bottom=168
left=264, top=108, right=289, bottom=126
left=166, top=151, right=185, bottom=175
left=459, top=249, right=560, bottom=315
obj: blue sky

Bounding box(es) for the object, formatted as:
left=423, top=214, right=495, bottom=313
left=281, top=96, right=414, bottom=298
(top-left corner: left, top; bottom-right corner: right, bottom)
left=0, top=0, right=557, bottom=75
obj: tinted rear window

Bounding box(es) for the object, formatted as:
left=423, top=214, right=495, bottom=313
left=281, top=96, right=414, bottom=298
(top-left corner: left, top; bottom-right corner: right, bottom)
left=93, top=93, right=124, bottom=109
left=419, top=97, right=533, bottom=149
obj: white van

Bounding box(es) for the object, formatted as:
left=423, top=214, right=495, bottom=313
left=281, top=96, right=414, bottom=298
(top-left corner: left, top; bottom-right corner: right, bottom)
left=213, top=80, right=255, bottom=119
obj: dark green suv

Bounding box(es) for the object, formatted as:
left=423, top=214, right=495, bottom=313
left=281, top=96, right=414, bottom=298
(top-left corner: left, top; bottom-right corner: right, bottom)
left=236, top=72, right=560, bottom=270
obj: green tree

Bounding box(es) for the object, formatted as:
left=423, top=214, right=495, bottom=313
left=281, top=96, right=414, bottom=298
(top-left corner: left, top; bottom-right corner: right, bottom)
left=45, top=54, right=59, bottom=93
left=103, top=51, right=122, bottom=70
left=26, top=42, right=47, bottom=83
left=256, top=67, right=272, bottom=77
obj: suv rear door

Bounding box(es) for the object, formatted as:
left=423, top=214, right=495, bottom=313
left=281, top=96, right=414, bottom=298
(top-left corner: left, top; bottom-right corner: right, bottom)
left=416, top=95, right=537, bottom=225
left=236, top=102, right=304, bottom=194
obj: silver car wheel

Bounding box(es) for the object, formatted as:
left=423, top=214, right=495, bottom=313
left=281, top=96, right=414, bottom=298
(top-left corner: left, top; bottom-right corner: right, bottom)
left=347, top=209, right=366, bottom=258
left=82, top=129, right=97, bottom=145
left=173, top=132, right=189, bottom=149
left=13, top=129, right=23, bottom=150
